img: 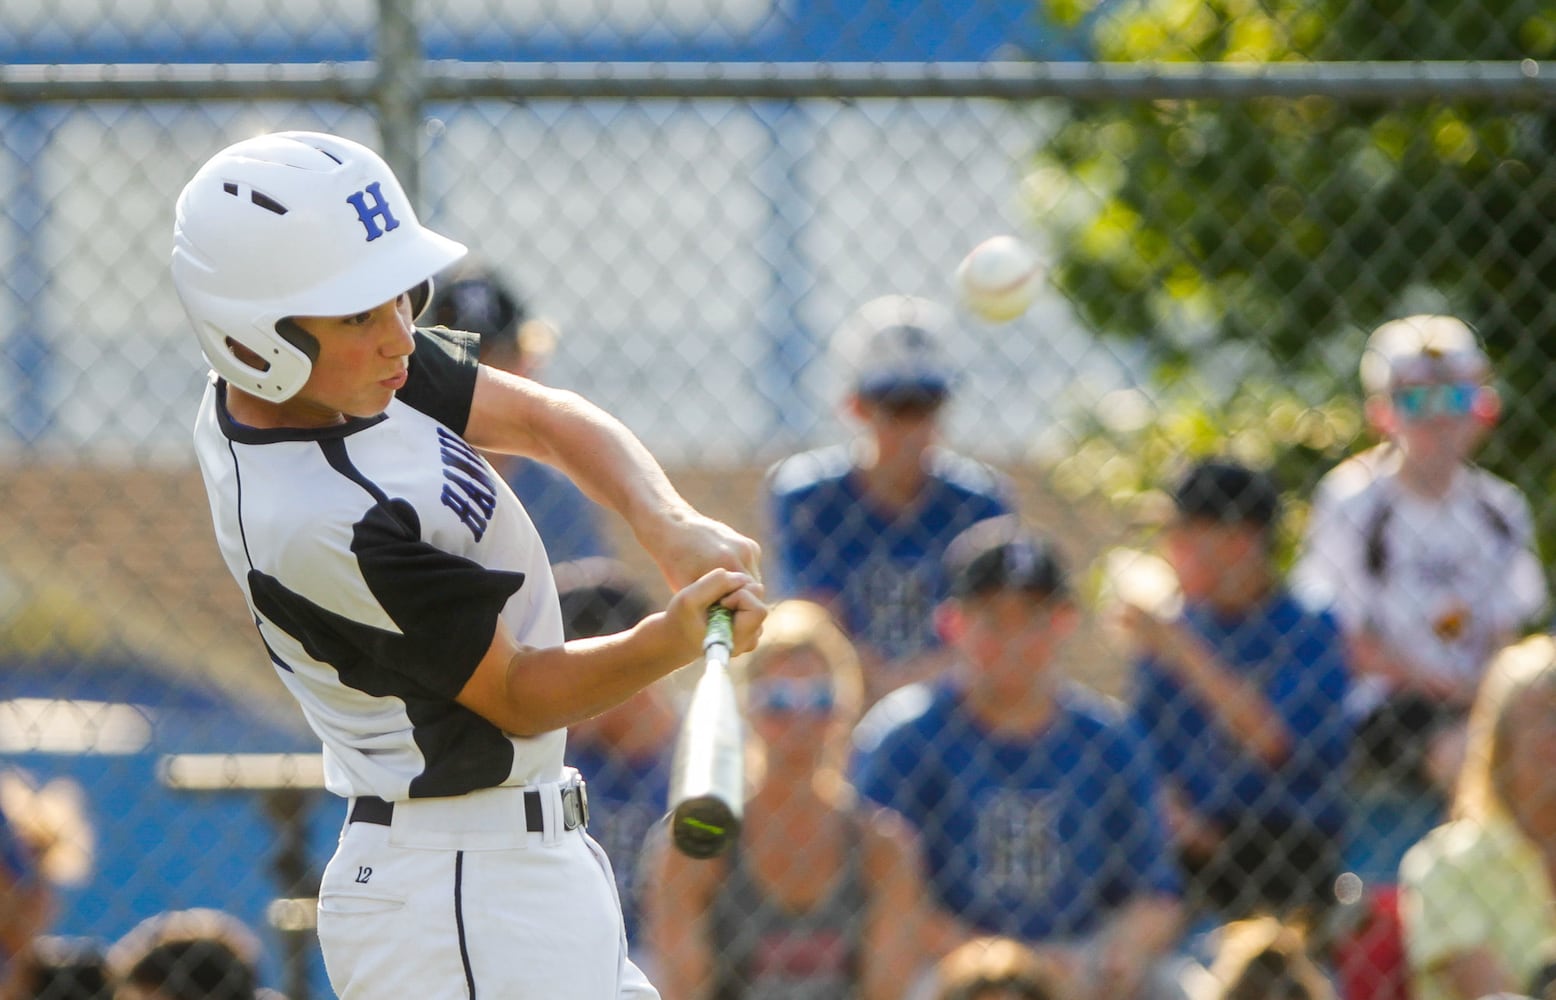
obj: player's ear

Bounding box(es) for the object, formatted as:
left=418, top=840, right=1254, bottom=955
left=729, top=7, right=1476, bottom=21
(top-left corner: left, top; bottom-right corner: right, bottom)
left=1473, top=384, right=1501, bottom=427
left=1364, top=394, right=1396, bottom=437
left=934, top=601, right=965, bottom=644
left=842, top=392, right=870, bottom=425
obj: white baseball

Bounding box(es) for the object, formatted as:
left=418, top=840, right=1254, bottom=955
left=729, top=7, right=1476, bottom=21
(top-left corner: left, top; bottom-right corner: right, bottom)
left=955, top=235, right=1042, bottom=323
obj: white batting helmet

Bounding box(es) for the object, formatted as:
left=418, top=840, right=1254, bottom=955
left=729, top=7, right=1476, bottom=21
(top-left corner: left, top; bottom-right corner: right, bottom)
left=171, top=131, right=468, bottom=402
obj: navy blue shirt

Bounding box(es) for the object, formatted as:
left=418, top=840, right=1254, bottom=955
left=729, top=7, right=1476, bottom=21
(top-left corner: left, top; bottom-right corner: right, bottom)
left=853, top=682, right=1180, bottom=942
left=1130, top=590, right=1352, bottom=835
left=767, top=445, right=1010, bottom=665
left=503, top=457, right=610, bottom=564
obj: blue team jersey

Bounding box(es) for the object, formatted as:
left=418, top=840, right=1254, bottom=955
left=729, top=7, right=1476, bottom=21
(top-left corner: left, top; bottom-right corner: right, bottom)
left=1130, top=590, right=1352, bottom=836
left=504, top=458, right=611, bottom=564
left=852, top=682, right=1180, bottom=942
left=566, top=742, right=670, bottom=946
left=767, top=445, right=1011, bottom=664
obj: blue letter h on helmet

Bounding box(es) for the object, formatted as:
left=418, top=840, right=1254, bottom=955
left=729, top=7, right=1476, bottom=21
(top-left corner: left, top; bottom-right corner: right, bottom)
left=347, top=182, right=401, bottom=241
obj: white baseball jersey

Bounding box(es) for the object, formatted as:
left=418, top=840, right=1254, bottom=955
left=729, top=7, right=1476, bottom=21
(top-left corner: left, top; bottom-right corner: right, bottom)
left=1294, top=446, right=1547, bottom=715
left=194, top=327, right=566, bottom=801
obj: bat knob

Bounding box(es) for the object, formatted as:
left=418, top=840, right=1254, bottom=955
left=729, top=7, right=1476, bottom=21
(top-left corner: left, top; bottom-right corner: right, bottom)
left=670, top=797, right=741, bottom=859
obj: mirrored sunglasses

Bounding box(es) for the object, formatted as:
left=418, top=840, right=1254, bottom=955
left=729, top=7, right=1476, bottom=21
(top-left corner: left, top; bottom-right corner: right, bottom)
left=1392, top=382, right=1478, bottom=421
left=748, top=676, right=837, bottom=715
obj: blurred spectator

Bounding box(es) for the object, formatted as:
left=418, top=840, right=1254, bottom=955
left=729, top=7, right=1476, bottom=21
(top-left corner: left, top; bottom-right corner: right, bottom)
left=766, top=295, right=1013, bottom=705
left=1294, top=315, right=1546, bottom=796
left=0, top=783, right=53, bottom=991
left=552, top=557, right=672, bottom=967
left=2, top=936, right=115, bottom=1000
left=853, top=517, right=1184, bottom=1000
left=1398, top=633, right=1556, bottom=1000
left=1198, top=916, right=1336, bottom=1000
left=646, top=600, right=931, bottom=999
left=109, top=909, right=284, bottom=1000
left=427, top=262, right=612, bottom=564
left=1124, top=459, right=1351, bottom=920
left=932, top=936, right=1059, bottom=1000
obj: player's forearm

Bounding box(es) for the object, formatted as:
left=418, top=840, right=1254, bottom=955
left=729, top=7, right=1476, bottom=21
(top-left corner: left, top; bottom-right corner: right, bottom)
left=493, top=618, right=694, bottom=736
left=1163, top=632, right=1292, bottom=765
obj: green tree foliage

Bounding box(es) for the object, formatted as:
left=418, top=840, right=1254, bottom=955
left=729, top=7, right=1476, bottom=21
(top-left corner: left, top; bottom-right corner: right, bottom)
left=1035, top=0, right=1556, bottom=556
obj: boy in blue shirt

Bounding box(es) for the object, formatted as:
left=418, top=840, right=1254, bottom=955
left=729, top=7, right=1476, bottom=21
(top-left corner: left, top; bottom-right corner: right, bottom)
left=854, top=516, right=1182, bottom=999
left=1125, top=460, right=1351, bottom=920
left=767, top=295, right=1012, bottom=704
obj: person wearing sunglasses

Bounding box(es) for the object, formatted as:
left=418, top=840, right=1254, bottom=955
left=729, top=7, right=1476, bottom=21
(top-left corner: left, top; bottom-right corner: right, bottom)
left=766, top=296, right=1013, bottom=707
left=1294, top=315, right=1546, bottom=802
left=644, top=600, right=934, bottom=1000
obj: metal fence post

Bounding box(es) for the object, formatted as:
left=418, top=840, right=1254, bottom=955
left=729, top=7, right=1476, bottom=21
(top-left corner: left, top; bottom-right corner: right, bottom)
left=376, top=0, right=423, bottom=207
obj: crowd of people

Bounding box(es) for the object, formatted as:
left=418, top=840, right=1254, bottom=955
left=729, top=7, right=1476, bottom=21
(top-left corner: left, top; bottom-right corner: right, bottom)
left=5, top=209, right=1551, bottom=998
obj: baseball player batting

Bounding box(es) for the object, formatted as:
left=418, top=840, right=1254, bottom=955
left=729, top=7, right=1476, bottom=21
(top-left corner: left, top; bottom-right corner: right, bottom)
left=172, top=131, right=766, bottom=999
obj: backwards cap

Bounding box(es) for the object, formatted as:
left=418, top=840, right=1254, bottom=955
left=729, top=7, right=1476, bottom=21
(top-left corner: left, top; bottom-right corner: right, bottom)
left=1359, top=314, right=1489, bottom=395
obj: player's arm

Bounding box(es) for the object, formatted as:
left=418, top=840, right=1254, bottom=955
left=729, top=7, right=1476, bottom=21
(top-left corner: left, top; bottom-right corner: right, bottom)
left=859, top=808, right=935, bottom=1000
left=643, top=829, right=723, bottom=1000
left=462, top=366, right=760, bottom=588
left=456, top=568, right=763, bottom=736
left=1126, top=609, right=1292, bottom=766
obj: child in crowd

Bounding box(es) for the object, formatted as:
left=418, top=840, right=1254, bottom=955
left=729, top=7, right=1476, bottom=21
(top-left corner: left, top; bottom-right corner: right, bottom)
left=1295, top=315, right=1546, bottom=795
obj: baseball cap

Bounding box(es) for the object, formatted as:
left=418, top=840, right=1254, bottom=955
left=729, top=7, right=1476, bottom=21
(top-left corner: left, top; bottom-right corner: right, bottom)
left=1171, top=459, right=1282, bottom=528
left=1359, top=314, right=1489, bottom=395
left=427, top=265, right=526, bottom=339
left=946, top=516, right=1069, bottom=599
left=427, top=264, right=556, bottom=366
left=833, top=295, right=956, bottom=400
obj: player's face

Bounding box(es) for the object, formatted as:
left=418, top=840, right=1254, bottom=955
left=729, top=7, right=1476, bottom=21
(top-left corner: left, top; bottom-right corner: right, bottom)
left=283, top=293, right=417, bottom=425
left=1502, top=687, right=1556, bottom=841
left=748, top=646, right=841, bottom=772
left=954, top=591, right=1073, bottom=693
left=1164, top=519, right=1268, bottom=609
left=1389, top=377, right=1485, bottom=471
left=857, top=388, right=945, bottom=466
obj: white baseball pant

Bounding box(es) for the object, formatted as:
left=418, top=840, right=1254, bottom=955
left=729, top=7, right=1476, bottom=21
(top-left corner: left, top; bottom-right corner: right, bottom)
left=317, top=772, right=659, bottom=999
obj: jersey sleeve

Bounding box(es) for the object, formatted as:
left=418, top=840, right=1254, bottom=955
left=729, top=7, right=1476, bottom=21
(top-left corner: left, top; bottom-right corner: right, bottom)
left=766, top=472, right=828, bottom=599
left=250, top=496, right=526, bottom=699
left=398, top=327, right=481, bottom=435
left=852, top=716, right=941, bottom=831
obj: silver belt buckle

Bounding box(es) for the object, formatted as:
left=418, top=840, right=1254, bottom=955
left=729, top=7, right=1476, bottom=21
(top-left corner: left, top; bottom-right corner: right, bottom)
left=561, top=778, right=589, bottom=831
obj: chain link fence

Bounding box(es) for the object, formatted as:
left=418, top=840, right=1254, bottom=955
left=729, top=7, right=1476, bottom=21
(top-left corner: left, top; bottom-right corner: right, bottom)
left=2, top=2, right=1554, bottom=998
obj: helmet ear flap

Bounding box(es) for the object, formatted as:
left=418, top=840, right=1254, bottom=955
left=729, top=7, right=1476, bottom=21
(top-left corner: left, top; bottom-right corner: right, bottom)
left=274, top=319, right=321, bottom=364
left=408, top=279, right=433, bottom=321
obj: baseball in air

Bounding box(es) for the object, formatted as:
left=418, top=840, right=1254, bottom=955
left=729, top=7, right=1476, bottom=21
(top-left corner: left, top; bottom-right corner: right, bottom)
left=955, top=235, right=1042, bottom=323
